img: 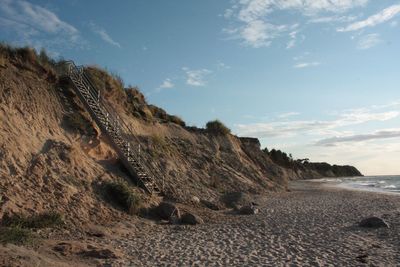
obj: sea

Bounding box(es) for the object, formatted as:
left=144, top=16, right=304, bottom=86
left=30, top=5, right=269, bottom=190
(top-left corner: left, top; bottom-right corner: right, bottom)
left=316, top=175, right=400, bottom=194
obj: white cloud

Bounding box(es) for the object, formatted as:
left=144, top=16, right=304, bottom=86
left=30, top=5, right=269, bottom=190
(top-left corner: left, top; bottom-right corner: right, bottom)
left=224, top=0, right=368, bottom=47
left=90, top=23, right=121, bottom=48
left=315, top=129, right=400, bottom=146
left=217, top=61, right=231, bottom=70
left=390, top=20, right=398, bottom=27
left=278, top=112, right=300, bottom=118
left=235, top=108, right=400, bottom=138
left=338, top=4, right=400, bottom=32
left=309, top=15, right=357, bottom=23
left=182, top=67, right=212, bottom=87
left=158, top=78, right=174, bottom=90
left=0, top=0, right=79, bottom=41
left=356, top=33, right=382, bottom=49
left=286, top=31, right=297, bottom=49
left=293, top=62, right=320, bottom=68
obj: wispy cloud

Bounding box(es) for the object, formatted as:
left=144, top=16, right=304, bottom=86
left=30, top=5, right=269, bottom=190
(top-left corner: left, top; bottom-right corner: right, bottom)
left=224, top=0, right=367, bottom=47
left=338, top=4, right=400, bottom=32
left=357, top=33, right=382, bottom=49
left=286, top=30, right=298, bottom=49
left=235, top=109, right=399, bottom=138
left=157, top=78, right=174, bottom=90
left=0, top=0, right=80, bottom=49
left=293, top=62, right=320, bottom=68
left=182, top=67, right=212, bottom=87
left=90, top=22, right=121, bottom=48
left=309, top=15, right=357, bottom=24
left=278, top=112, right=300, bottom=118
left=217, top=61, right=231, bottom=70
left=315, top=129, right=400, bottom=146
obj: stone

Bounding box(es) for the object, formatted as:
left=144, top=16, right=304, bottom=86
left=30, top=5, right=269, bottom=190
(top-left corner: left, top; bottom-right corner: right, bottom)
left=79, top=248, right=118, bottom=259
left=191, top=196, right=200, bottom=204
left=221, top=191, right=252, bottom=208
left=181, top=212, right=204, bottom=225
left=239, top=205, right=259, bottom=215
left=359, top=216, right=389, bottom=228
left=200, top=199, right=220, bottom=211
left=155, top=201, right=180, bottom=220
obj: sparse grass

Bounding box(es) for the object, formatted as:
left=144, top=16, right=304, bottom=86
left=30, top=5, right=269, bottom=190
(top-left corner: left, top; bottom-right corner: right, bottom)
left=85, top=66, right=125, bottom=99
left=15, top=46, right=37, bottom=64
left=0, top=226, right=33, bottom=245
left=1, top=212, right=63, bottom=229
left=206, top=120, right=231, bottom=135
left=167, top=115, right=186, bottom=127
left=103, top=180, right=142, bottom=215
left=64, top=112, right=94, bottom=135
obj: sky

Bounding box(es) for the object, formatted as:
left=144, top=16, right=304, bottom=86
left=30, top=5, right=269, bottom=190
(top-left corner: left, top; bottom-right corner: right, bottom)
left=0, top=0, right=399, bottom=175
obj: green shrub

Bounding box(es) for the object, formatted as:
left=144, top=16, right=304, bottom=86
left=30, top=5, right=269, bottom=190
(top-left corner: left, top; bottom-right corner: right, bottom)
left=206, top=120, right=231, bottom=135
left=85, top=66, right=125, bottom=97
left=104, top=180, right=142, bottom=215
left=1, top=212, right=63, bottom=229
left=167, top=115, right=186, bottom=127
left=0, top=227, right=32, bottom=245
left=148, top=105, right=168, bottom=121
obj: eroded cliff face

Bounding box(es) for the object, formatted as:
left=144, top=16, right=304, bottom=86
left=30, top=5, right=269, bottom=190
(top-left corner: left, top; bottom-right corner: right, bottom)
left=0, top=49, right=292, bottom=224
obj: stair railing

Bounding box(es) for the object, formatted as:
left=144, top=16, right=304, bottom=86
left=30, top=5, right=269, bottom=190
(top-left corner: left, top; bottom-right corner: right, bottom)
left=62, top=61, right=162, bottom=193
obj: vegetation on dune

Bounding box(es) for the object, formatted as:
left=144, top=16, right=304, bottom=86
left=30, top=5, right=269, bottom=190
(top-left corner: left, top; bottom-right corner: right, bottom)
left=0, top=43, right=56, bottom=72
left=206, top=120, right=231, bottom=135
left=64, top=112, right=95, bottom=136
left=103, top=180, right=142, bottom=215
left=1, top=212, right=63, bottom=229
left=0, top=212, right=63, bottom=245
left=0, top=226, right=33, bottom=245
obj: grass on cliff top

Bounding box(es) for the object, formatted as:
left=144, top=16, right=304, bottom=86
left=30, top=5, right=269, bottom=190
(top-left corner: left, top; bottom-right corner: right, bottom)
left=206, top=120, right=231, bottom=135
left=103, top=180, right=142, bottom=215
left=0, top=43, right=56, bottom=72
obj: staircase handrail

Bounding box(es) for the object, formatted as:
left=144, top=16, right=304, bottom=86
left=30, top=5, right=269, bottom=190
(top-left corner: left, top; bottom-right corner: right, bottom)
left=62, top=61, right=162, bottom=191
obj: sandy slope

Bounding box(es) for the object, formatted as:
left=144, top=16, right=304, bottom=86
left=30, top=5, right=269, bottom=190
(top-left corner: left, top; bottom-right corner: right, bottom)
left=103, top=181, right=400, bottom=266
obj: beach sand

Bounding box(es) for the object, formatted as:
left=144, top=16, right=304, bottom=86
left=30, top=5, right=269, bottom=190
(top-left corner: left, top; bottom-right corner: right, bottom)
left=105, top=180, right=400, bottom=266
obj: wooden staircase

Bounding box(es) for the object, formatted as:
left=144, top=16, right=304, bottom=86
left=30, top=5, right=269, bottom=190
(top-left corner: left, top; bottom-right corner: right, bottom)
left=60, top=61, right=161, bottom=194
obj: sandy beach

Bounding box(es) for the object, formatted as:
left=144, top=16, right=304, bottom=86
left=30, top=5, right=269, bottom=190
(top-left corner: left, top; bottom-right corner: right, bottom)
left=98, top=180, right=400, bottom=266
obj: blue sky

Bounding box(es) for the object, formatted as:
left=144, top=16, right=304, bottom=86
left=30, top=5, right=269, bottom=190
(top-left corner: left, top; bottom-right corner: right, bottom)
left=1, top=0, right=400, bottom=175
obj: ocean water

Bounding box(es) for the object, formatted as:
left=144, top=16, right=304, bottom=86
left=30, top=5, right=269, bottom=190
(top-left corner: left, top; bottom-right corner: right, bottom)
left=317, top=175, right=400, bottom=194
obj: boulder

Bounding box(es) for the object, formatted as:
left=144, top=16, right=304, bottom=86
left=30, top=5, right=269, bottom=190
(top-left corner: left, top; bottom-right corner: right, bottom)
left=79, top=248, right=118, bottom=259
left=359, top=216, right=389, bottom=228
left=239, top=205, right=259, bottom=215
left=200, top=199, right=220, bottom=211
left=155, top=202, right=180, bottom=221
left=191, top=196, right=200, bottom=204
left=181, top=212, right=204, bottom=225
left=221, top=191, right=253, bottom=209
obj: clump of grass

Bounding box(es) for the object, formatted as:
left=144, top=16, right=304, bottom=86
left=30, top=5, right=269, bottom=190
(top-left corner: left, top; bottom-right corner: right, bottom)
left=167, top=115, right=186, bottom=127
left=1, top=212, right=63, bottom=229
left=15, top=46, right=37, bottom=64
left=0, top=54, right=6, bottom=67
left=64, top=113, right=95, bottom=135
left=103, top=180, right=142, bottom=215
left=0, top=226, right=32, bottom=245
left=206, top=120, right=231, bottom=135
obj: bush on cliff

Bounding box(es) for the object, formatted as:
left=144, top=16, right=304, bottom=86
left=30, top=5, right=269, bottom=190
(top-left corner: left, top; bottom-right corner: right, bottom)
left=206, top=120, right=231, bottom=135
left=103, top=180, right=142, bottom=215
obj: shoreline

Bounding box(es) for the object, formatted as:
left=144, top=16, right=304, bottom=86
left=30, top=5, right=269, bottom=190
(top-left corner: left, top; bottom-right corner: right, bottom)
left=302, top=176, right=400, bottom=196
